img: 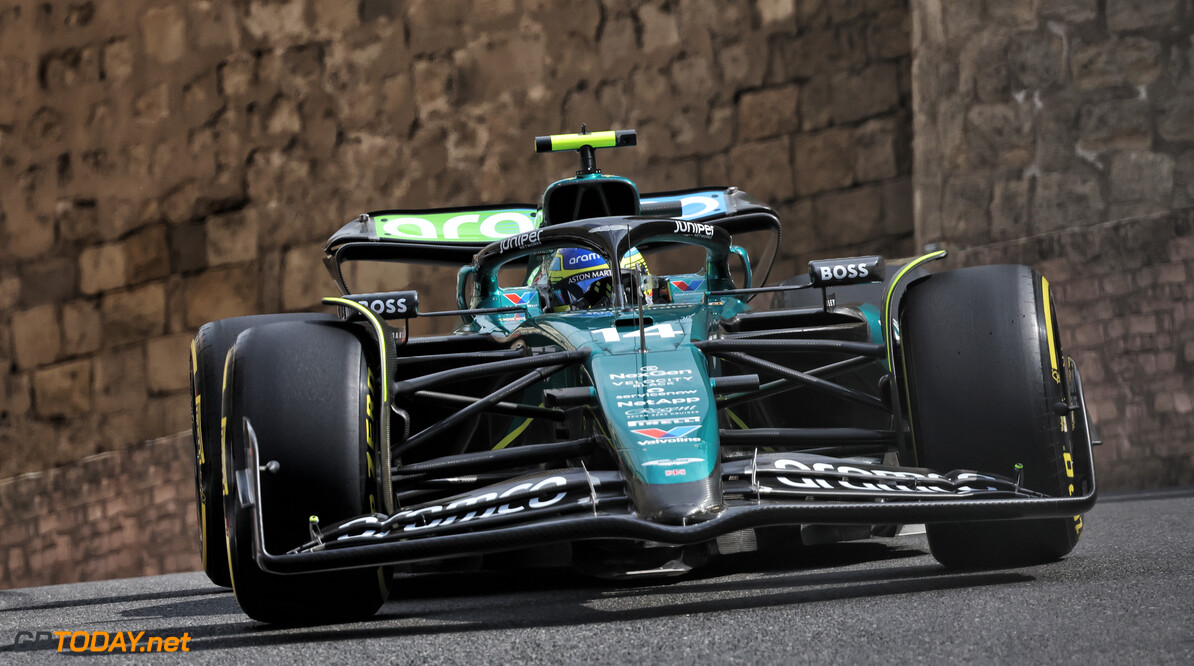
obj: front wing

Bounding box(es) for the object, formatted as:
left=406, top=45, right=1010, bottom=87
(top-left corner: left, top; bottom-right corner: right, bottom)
left=237, top=366, right=1098, bottom=576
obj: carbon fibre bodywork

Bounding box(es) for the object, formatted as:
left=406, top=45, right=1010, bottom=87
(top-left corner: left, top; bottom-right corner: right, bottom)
left=240, top=223, right=1096, bottom=575
left=210, top=133, right=1098, bottom=592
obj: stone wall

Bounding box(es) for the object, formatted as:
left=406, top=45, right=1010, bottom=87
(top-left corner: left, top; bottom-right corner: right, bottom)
left=912, top=0, right=1193, bottom=239
left=0, top=0, right=915, bottom=479
left=911, top=0, right=1194, bottom=488
left=0, top=434, right=197, bottom=589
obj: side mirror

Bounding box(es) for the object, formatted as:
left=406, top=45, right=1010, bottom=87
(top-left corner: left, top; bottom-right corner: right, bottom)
left=456, top=265, right=477, bottom=312
left=730, top=245, right=753, bottom=289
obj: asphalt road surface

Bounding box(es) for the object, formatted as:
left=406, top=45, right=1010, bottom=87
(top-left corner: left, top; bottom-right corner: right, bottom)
left=2, top=487, right=1192, bottom=664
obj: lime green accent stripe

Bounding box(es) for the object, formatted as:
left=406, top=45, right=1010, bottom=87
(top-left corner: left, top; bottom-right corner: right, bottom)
left=898, top=337, right=919, bottom=465
left=220, top=347, right=234, bottom=496
left=219, top=346, right=236, bottom=595
left=545, top=131, right=617, bottom=151
left=493, top=403, right=545, bottom=450
left=493, top=416, right=534, bottom=450
left=725, top=408, right=750, bottom=430
left=323, top=297, right=389, bottom=404
left=192, top=340, right=204, bottom=466
left=317, top=299, right=392, bottom=599
left=194, top=328, right=204, bottom=580
left=199, top=503, right=208, bottom=570
left=883, top=250, right=948, bottom=373
left=885, top=249, right=947, bottom=467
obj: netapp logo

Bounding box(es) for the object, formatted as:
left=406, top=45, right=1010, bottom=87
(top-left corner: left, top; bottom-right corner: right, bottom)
left=617, top=397, right=701, bottom=407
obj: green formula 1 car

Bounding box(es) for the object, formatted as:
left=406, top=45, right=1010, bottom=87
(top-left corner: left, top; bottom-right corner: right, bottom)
left=189, top=128, right=1097, bottom=624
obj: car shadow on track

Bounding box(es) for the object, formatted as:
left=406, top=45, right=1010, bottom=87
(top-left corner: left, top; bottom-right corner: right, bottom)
left=0, top=585, right=227, bottom=614
left=106, top=540, right=1035, bottom=652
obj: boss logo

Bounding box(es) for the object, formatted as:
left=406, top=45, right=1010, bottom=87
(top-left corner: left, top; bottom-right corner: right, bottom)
left=367, top=298, right=408, bottom=314
left=345, top=290, right=420, bottom=320
left=821, top=264, right=868, bottom=280
left=808, top=256, right=884, bottom=287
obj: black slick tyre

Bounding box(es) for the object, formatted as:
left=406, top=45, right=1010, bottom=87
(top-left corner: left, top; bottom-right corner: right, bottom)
left=190, top=313, right=335, bottom=588
left=221, top=320, right=390, bottom=624
left=900, top=264, right=1083, bottom=568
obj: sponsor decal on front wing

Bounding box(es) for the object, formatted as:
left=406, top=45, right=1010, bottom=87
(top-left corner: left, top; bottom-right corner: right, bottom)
left=752, top=458, right=1001, bottom=495
left=334, top=476, right=579, bottom=540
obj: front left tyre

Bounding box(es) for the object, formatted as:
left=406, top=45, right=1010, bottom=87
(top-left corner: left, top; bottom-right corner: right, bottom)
left=190, top=313, right=335, bottom=588
left=221, top=319, right=390, bottom=624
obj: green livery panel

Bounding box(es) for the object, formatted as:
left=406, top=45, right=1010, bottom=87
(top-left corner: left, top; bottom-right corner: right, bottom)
left=375, top=209, right=540, bottom=243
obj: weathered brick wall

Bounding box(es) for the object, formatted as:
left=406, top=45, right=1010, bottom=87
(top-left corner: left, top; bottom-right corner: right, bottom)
left=911, top=0, right=1194, bottom=484
left=0, top=0, right=915, bottom=480
left=0, top=434, right=197, bottom=589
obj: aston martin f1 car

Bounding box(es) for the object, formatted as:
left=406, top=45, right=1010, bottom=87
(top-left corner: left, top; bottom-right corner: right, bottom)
left=189, top=128, right=1097, bottom=623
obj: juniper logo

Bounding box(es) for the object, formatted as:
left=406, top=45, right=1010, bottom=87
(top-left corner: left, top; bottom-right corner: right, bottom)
left=498, top=229, right=541, bottom=252
left=672, top=220, right=714, bottom=237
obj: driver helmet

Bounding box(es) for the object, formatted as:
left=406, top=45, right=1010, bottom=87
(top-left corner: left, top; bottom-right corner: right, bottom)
left=546, top=247, right=648, bottom=312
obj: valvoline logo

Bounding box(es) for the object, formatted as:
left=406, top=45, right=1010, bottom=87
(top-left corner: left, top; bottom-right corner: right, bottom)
left=631, top=425, right=700, bottom=440
left=502, top=291, right=536, bottom=305
left=670, top=278, right=704, bottom=292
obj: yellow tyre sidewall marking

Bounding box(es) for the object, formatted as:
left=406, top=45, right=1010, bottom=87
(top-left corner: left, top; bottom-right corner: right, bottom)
left=1045, top=277, right=1083, bottom=537
left=220, top=347, right=237, bottom=594
left=1042, top=277, right=1060, bottom=384
left=190, top=339, right=209, bottom=570
left=365, top=368, right=389, bottom=599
